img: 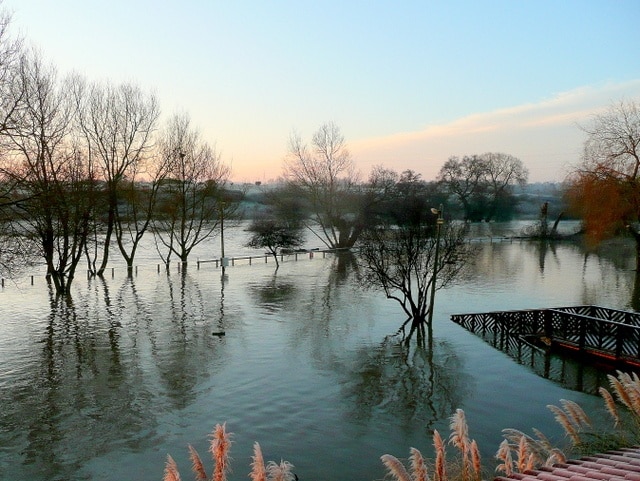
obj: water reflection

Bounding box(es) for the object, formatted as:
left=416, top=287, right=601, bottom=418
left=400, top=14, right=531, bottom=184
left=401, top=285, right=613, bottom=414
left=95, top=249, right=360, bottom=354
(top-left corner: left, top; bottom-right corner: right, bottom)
left=536, top=240, right=562, bottom=274
left=159, top=268, right=228, bottom=408
left=0, top=269, right=233, bottom=480
left=13, top=287, right=157, bottom=481
left=249, top=271, right=298, bottom=314
left=331, top=250, right=359, bottom=284
left=457, top=321, right=612, bottom=395
left=2, top=230, right=640, bottom=481
left=342, top=336, right=470, bottom=432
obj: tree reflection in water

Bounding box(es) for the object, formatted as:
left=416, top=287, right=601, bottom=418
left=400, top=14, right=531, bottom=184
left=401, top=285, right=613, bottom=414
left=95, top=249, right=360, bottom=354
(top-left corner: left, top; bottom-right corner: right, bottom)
left=341, top=335, right=470, bottom=432
left=16, top=284, right=156, bottom=480
left=3, top=234, right=638, bottom=481
left=1, top=269, right=232, bottom=481
left=249, top=271, right=298, bottom=314
left=159, top=266, right=228, bottom=408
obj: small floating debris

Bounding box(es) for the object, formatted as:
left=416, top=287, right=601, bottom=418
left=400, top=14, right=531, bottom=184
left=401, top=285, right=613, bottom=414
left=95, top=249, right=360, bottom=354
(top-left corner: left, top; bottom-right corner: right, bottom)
left=212, top=331, right=226, bottom=337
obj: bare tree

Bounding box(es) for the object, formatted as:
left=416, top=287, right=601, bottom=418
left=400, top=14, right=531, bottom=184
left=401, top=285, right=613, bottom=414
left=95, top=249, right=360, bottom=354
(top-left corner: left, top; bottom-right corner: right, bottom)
left=437, top=153, right=528, bottom=221
left=357, top=169, right=473, bottom=344
left=0, top=52, right=95, bottom=295
left=566, top=99, right=640, bottom=268
left=482, top=152, right=529, bottom=221
left=111, top=143, right=173, bottom=274
left=358, top=213, right=472, bottom=344
left=152, top=113, right=231, bottom=266
left=284, top=122, right=364, bottom=248
left=74, top=79, right=160, bottom=276
left=245, top=216, right=305, bottom=268
left=0, top=2, right=27, bottom=275
left=0, top=2, right=23, bottom=135
left=437, top=155, right=487, bottom=220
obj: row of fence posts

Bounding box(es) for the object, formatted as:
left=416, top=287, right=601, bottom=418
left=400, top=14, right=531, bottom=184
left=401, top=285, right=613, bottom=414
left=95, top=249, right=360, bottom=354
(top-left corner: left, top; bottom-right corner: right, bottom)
left=1, top=250, right=327, bottom=288
left=196, top=250, right=321, bottom=269
left=1, top=276, right=35, bottom=287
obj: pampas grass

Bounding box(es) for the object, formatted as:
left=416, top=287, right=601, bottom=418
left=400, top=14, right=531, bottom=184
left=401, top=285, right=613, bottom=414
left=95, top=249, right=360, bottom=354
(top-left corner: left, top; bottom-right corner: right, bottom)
left=266, top=460, right=295, bottom=481
left=604, top=371, right=640, bottom=428
left=600, top=386, right=620, bottom=427
left=164, top=454, right=182, bottom=481
left=211, top=423, right=232, bottom=481
left=161, top=372, right=640, bottom=481
left=495, top=440, right=513, bottom=476
left=250, top=442, right=267, bottom=481
left=188, top=445, right=207, bottom=481
left=547, top=404, right=582, bottom=444
left=163, top=424, right=293, bottom=481
left=410, top=447, right=430, bottom=481
left=381, top=410, right=483, bottom=481
left=433, top=429, right=447, bottom=481
left=381, top=454, right=413, bottom=481
left=494, top=370, right=640, bottom=475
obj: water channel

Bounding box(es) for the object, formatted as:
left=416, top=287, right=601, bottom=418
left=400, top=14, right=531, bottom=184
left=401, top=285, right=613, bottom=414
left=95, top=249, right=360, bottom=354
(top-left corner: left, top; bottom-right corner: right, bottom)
left=0, top=221, right=638, bottom=481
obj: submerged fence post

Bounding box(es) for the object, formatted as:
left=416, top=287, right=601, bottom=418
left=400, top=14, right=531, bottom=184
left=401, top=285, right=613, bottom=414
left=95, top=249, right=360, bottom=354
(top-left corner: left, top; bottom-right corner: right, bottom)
left=544, top=309, right=553, bottom=338
left=615, top=325, right=625, bottom=360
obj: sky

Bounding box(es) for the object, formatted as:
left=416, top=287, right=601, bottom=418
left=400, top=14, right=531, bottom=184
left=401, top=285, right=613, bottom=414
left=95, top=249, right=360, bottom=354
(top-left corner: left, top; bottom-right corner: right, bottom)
left=4, top=0, right=640, bottom=183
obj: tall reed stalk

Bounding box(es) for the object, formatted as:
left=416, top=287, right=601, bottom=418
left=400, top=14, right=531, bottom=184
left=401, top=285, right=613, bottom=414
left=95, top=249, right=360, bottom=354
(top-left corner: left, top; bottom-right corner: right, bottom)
left=161, top=371, right=640, bottom=481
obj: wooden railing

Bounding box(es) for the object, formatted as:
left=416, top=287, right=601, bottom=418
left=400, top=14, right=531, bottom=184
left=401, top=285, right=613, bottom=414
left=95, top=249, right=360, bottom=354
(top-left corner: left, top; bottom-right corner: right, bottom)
left=451, top=305, right=640, bottom=366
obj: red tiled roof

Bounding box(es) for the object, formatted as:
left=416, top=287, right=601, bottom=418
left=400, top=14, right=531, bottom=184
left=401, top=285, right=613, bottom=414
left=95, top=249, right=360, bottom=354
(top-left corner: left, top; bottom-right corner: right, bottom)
left=496, top=448, right=640, bottom=481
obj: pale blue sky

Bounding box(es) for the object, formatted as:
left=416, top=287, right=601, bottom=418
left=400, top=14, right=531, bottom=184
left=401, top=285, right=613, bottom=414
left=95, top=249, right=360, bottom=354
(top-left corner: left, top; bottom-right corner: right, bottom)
left=5, top=0, right=640, bottom=182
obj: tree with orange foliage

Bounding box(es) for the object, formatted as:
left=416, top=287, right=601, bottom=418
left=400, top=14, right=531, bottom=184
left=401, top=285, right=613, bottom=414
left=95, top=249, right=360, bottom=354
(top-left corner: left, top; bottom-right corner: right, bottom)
left=566, top=99, right=640, bottom=269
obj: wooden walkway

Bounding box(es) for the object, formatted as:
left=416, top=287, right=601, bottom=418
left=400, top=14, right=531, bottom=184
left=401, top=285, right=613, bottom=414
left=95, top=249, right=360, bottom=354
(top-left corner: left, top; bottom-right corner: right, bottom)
left=496, top=446, right=640, bottom=481
left=451, top=305, right=640, bottom=368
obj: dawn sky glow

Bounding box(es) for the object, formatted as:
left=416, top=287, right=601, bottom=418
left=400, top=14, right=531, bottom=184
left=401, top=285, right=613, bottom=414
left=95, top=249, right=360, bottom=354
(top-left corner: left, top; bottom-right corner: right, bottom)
left=6, top=0, right=640, bottom=183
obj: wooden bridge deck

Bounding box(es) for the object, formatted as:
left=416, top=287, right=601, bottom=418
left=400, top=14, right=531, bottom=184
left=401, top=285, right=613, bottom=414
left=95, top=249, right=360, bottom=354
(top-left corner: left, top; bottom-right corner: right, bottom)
left=451, top=305, right=640, bottom=368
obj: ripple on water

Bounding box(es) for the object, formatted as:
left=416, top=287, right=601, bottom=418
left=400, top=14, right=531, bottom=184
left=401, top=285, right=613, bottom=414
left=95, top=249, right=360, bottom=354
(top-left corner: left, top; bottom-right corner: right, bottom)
left=0, top=237, right=635, bottom=481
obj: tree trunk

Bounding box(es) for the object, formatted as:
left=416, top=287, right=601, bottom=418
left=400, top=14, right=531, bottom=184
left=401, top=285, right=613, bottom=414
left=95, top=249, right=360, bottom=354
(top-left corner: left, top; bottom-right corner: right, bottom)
left=628, top=225, right=640, bottom=272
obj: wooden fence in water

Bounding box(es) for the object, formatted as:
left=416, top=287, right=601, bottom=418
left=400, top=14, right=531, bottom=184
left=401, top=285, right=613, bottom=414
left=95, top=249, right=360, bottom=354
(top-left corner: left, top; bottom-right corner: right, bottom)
left=451, top=305, right=640, bottom=367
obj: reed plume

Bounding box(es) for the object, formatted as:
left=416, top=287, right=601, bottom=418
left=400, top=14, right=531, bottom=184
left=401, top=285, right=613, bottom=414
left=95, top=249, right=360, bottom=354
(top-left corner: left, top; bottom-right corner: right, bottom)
left=612, top=371, right=640, bottom=417
left=545, top=448, right=566, bottom=466
left=470, top=440, right=482, bottom=481
left=210, top=423, right=232, bottom=481
left=250, top=442, right=267, bottom=481
left=515, top=435, right=529, bottom=473
left=433, top=429, right=447, bottom=481
left=449, top=408, right=475, bottom=480
left=188, top=445, right=207, bottom=481
left=547, top=404, right=581, bottom=444
left=266, top=459, right=295, bottom=481
left=531, top=428, right=554, bottom=454
left=163, top=454, right=182, bottom=481
left=609, top=374, right=635, bottom=413
left=448, top=409, right=469, bottom=453
left=560, top=399, right=591, bottom=428
left=380, top=454, right=413, bottom=481
left=501, top=427, right=564, bottom=469
left=495, top=439, right=513, bottom=476
left=409, top=447, right=430, bottom=481
left=599, top=387, right=620, bottom=427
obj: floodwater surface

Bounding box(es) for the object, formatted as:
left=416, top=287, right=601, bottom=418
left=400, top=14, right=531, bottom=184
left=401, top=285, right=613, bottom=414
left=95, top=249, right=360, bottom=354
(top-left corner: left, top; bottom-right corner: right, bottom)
left=0, top=222, right=637, bottom=481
